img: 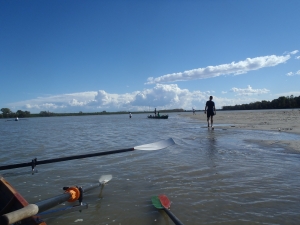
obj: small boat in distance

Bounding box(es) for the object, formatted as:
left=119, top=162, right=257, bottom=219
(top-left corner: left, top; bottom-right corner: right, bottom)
left=148, top=108, right=168, bottom=119
left=147, top=115, right=168, bottom=119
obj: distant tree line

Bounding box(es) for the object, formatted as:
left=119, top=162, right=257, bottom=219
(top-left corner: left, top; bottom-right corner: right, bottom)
left=0, top=108, right=31, bottom=118
left=222, top=95, right=300, bottom=110
left=1, top=108, right=185, bottom=118
left=38, top=111, right=112, bottom=117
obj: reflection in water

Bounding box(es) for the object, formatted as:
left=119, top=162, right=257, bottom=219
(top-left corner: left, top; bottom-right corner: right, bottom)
left=207, top=129, right=217, bottom=161
left=1, top=113, right=300, bottom=225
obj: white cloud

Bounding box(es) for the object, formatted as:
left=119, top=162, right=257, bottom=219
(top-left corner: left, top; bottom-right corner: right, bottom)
left=231, top=85, right=270, bottom=96
left=146, top=54, right=291, bottom=84
left=290, top=50, right=299, bottom=55
left=221, top=91, right=227, bottom=94
left=25, top=103, right=66, bottom=110
left=7, top=85, right=210, bottom=113
left=9, top=92, right=98, bottom=112
left=7, top=84, right=276, bottom=112
left=295, top=56, right=300, bottom=59
left=286, top=70, right=300, bottom=76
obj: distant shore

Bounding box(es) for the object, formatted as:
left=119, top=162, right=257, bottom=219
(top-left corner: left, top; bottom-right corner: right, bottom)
left=181, top=109, right=300, bottom=152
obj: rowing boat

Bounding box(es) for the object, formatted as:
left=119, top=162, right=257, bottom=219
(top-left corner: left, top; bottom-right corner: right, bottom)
left=147, top=115, right=168, bottom=119
left=0, top=176, right=46, bottom=225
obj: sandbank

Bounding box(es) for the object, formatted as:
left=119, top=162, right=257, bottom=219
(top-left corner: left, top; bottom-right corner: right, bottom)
left=180, top=109, right=300, bottom=152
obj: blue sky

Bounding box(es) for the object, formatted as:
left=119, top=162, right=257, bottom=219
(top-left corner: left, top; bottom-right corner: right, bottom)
left=1, top=0, right=299, bottom=113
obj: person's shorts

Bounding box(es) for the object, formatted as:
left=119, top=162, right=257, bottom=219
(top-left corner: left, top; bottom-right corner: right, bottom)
left=207, top=111, right=214, bottom=118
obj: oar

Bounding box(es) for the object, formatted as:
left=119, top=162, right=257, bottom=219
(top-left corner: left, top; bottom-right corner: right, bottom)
left=152, top=195, right=184, bottom=225
left=0, top=138, right=175, bottom=171
left=37, top=174, right=112, bottom=218
left=0, top=175, right=112, bottom=225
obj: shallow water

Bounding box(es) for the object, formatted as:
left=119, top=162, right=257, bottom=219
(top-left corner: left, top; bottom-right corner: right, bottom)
left=1, top=112, right=300, bottom=225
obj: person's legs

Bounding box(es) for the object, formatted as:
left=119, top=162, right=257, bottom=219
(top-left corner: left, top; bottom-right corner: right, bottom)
left=211, top=116, right=214, bottom=127
left=207, top=115, right=210, bottom=127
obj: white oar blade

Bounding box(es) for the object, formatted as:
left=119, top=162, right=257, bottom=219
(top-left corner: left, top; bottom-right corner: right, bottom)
left=134, top=138, right=175, bottom=151
left=99, top=175, right=112, bottom=184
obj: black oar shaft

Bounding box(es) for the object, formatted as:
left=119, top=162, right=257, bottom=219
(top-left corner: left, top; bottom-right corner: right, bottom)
left=0, top=148, right=134, bottom=170
left=36, top=193, right=71, bottom=213
left=163, top=208, right=185, bottom=225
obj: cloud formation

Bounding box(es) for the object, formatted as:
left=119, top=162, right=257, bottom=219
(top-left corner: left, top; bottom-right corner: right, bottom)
left=289, top=50, right=299, bottom=55
left=286, top=70, right=300, bottom=76
left=8, top=84, right=211, bottom=113
left=7, top=84, right=279, bottom=113
left=231, top=85, right=270, bottom=96
left=146, top=53, right=292, bottom=84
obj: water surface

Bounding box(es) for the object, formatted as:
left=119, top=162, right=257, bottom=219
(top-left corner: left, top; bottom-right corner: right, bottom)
left=1, top=113, right=300, bottom=225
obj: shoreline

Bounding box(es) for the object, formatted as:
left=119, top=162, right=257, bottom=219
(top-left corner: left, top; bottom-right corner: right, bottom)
left=180, top=109, right=300, bottom=152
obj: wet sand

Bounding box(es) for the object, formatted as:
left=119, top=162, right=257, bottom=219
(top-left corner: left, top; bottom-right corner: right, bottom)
left=181, top=109, right=300, bottom=152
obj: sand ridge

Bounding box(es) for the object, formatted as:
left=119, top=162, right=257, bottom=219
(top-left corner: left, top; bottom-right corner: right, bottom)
left=181, top=109, right=300, bottom=152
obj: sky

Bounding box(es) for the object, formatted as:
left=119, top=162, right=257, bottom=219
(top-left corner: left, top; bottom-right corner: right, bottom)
left=1, top=0, right=300, bottom=113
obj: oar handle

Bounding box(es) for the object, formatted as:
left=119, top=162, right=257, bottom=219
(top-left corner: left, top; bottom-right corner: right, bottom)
left=0, top=190, right=75, bottom=225
left=0, top=204, right=38, bottom=225
left=163, top=208, right=185, bottom=225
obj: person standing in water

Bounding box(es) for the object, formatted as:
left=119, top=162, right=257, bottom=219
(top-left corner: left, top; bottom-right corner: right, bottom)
left=129, top=112, right=132, bottom=118
left=204, top=96, right=216, bottom=128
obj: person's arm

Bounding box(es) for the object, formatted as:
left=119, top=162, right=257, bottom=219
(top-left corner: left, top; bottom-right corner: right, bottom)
left=213, top=104, right=216, bottom=115
left=204, top=104, right=207, bottom=114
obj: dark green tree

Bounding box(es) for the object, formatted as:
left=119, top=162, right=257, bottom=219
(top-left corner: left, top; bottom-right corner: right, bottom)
left=222, top=95, right=300, bottom=110
left=1, top=108, right=12, bottom=118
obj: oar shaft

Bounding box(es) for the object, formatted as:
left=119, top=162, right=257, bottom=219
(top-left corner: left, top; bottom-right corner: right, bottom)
left=0, top=148, right=134, bottom=170
left=36, top=193, right=71, bottom=212
left=0, top=138, right=175, bottom=171
left=82, top=183, right=101, bottom=193
left=38, top=148, right=134, bottom=165
left=163, top=208, right=185, bottom=225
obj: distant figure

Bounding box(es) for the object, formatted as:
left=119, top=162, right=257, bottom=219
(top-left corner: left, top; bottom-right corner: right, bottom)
left=192, top=108, right=196, bottom=115
left=158, top=112, right=160, bottom=117
left=204, top=96, right=216, bottom=128
left=15, top=117, right=19, bottom=121
left=154, top=108, right=157, bottom=116
left=129, top=112, right=132, bottom=118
